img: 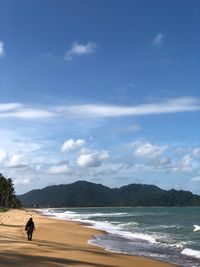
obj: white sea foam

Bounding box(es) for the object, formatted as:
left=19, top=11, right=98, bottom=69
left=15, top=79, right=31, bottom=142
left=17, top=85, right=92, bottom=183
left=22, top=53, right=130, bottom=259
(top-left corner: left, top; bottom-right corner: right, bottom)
left=42, top=209, right=157, bottom=244
left=193, top=225, right=200, bottom=232
left=45, top=210, right=131, bottom=224
left=119, top=222, right=139, bottom=228
left=43, top=210, right=128, bottom=220
left=181, top=248, right=200, bottom=259
left=41, top=210, right=193, bottom=248
left=93, top=221, right=155, bottom=243
left=87, top=220, right=157, bottom=243
left=41, top=209, right=198, bottom=251
left=43, top=210, right=77, bottom=220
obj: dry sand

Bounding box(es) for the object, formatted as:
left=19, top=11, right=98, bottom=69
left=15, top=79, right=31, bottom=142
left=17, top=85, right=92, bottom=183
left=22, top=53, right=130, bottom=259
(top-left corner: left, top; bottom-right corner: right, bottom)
left=0, top=209, right=177, bottom=267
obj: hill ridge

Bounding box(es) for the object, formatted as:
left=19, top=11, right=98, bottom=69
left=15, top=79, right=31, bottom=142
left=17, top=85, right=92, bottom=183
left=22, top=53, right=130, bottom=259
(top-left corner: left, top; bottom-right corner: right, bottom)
left=18, top=180, right=200, bottom=207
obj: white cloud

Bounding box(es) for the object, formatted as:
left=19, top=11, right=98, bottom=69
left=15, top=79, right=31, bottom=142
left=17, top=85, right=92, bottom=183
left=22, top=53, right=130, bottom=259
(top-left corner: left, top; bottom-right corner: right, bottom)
left=65, top=41, right=97, bottom=60
left=35, top=165, right=42, bottom=171
left=0, top=103, right=22, bottom=112
left=0, top=103, right=56, bottom=119
left=180, top=155, right=193, bottom=170
left=77, top=151, right=109, bottom=168
left=79, top=146, right=92, bottom=155
left=152, top=33, right=164, bottom=47
left=0, top=41, right=5, bottom=57
left=47, top=164, right=72, bottom=175
left=0, top=109, right=55, bottom=119
left=8, top=154, right=27, bottom=168
left=171, top=147, right=200, bottom=173
left=58, top=97, right=200, bottom=118
left=192, top=147, right=200, bottom=158
left=146, top=151, right=199, bottom=173
left=133, top=141, right=166, bottom=158
left=0, top=148, right=7, bottom=163
left=172, top=154, right=193, bottom=172
left=13, top=178, right=30, bottom=185
left=61, top=139, right=86, bottom=152
left=0, top=97, right=199, bottom=121
left=191, top=176, right=200, bottom=182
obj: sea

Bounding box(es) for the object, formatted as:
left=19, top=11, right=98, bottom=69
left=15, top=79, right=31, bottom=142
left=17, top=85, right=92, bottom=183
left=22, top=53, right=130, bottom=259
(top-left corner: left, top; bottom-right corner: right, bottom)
left=40, top=207, right=200, bottom=267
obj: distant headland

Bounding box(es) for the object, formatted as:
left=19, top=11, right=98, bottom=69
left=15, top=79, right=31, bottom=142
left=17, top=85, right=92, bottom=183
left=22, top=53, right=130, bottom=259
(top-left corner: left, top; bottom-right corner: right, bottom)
left=18, top=180, right=200, bottom=208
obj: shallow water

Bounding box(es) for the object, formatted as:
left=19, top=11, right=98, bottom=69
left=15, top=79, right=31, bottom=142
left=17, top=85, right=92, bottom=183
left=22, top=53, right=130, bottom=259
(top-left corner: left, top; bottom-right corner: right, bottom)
left=41, top=207, right=200, bottom=267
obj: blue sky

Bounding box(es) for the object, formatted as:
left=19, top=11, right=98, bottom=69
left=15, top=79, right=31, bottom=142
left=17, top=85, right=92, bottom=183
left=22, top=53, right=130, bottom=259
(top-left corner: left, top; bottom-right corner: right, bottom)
left=0, top=0, right=200, bottom=194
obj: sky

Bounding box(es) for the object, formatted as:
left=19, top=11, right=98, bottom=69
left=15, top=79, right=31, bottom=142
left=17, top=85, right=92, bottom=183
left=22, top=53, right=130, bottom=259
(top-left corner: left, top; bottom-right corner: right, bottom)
left=0, top=0, right=200, bottom=194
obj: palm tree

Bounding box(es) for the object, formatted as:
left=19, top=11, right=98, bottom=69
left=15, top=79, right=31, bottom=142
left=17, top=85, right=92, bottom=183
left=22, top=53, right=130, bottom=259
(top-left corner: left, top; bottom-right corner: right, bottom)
left=0, top=173, right=21, bottom=208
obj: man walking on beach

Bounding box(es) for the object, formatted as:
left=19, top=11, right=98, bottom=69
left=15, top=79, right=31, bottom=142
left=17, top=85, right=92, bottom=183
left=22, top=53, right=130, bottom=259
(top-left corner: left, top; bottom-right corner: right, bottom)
left=25, top=217, right=35, bottom=241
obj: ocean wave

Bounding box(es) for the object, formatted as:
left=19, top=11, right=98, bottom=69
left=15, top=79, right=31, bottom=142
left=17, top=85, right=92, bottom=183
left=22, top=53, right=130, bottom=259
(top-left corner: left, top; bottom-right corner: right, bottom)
left=83, top=220, right=157, bottom=244
left=42, top=209, right=128, bottom=220
left=39, top=207, right=200, bottom=267
left=193, top=225, right=200, bottom=232
left=181, top=248, right=200, bottom=259
left=119, top=222, right=139, bottom=228
left=42, top=209, right=157, bottom=244
left=43, top=210, right=77, bottom=219
left=81, top=212, right=129, bottom=218
left=41, top=209, right=200, bottom=256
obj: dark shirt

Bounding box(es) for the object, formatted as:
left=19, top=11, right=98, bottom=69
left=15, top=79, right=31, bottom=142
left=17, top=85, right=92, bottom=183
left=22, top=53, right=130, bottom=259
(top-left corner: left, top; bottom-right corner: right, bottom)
left=25, top=220, right=35, bottom=232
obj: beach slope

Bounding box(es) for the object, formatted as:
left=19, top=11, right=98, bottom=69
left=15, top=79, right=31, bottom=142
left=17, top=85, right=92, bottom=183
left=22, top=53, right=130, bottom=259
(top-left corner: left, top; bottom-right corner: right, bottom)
left=0, top=209, right=176, bottom=267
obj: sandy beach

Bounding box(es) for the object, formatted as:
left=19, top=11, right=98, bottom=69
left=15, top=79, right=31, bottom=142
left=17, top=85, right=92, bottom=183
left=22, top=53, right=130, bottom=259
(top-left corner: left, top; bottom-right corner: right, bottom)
left=0, top=209, right=177, bottom=267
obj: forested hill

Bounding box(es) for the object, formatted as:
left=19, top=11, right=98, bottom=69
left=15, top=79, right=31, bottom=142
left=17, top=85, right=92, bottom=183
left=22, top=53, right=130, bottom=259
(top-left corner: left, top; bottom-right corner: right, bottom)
left=18, top=180, right=200, bottom=207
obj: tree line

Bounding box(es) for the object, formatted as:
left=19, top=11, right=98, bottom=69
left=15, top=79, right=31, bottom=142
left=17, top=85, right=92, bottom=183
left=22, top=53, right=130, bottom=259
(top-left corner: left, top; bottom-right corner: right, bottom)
left=0, top=173, right=21, bottom=208
left=18, top=180, right=200, bottom=207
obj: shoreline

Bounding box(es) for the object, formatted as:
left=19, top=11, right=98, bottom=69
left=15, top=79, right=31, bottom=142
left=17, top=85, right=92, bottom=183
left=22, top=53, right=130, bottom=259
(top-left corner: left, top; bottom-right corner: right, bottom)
left=0, top=209, right=178, bottom=267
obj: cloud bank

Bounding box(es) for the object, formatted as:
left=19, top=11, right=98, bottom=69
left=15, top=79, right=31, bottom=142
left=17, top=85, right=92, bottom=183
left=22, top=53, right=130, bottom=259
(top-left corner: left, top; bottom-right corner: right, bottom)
left=133, top=141, right=166, bottom=158
left=0, top=97, right=199, bottom=120
left=59, top=97, right=200, bottom=117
